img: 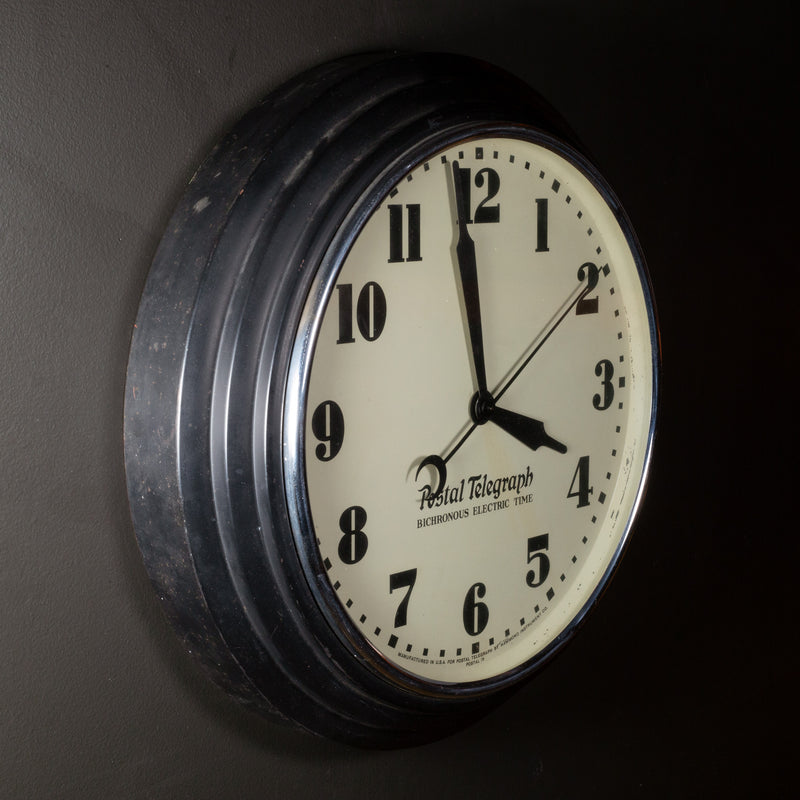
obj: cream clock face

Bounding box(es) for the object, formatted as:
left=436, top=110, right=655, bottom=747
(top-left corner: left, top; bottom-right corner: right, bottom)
left=294, top=132, right=655, bottom=686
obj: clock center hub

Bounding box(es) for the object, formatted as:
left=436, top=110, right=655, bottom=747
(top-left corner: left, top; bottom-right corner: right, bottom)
left=470, top=390, right=495, bottom=425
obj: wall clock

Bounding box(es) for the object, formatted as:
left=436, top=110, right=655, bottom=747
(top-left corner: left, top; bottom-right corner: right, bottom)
left=124, top=52, right=659, bottom=747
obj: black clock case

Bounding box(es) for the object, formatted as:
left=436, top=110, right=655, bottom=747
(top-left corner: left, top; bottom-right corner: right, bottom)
left=124, top=52, right=621, bottom=747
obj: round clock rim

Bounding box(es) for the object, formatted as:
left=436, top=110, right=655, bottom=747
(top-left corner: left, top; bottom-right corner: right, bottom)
left=282, top=121, right=659, bottom=698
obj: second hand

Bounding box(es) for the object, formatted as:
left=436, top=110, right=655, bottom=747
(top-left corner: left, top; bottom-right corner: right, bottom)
left=441, top=270, right=592, bottom=467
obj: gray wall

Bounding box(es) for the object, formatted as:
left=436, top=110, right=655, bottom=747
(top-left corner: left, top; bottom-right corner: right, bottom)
left=1, top=1, right=792, bottom=797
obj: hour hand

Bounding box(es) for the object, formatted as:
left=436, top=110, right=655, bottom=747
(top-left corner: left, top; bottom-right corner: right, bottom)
left=488, top=404, right=567, bottom=454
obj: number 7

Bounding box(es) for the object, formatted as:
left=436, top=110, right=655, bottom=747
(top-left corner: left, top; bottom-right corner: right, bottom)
left=389, top=568, right=417, bottom=628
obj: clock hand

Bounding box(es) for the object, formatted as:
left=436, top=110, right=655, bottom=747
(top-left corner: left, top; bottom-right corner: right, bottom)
left=471, top=391, right=566, bottom=453
left=486, top=404, right=567, bottom=454
left=451, top=160, right=489, bottom=395
left=418, top=394, right=564, bottom=492
left=419, top=262, right=598, bottom=482
left=417, top=401, right=565, bottom=497
left=494, top=262, right=597, bottom=405
left=415, top=454, right=448, bottom=498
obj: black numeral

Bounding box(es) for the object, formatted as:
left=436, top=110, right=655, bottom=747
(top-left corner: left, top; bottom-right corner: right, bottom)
left=387, top=204, right=422, bottom=263
left=338, top=505, right=369, bottom=564
left=462, top=582, right=489, bottom=635
left=567, top=456, right=593, bottom=507
left=593, top=359, right=615, bottom=410
left=336, top=282, right=387, bottom=343
left=456, top=167, right=501, bottom=223
left=389, top=568, right=417, bottom=627
left=535, top=198, right=549, bottom=252
left=526, top=534, right=550, bottom=588
left=576, top=262, right=599, bottom=315
left=474, top=168, right=500, bottom=223
left=311, top=400, right=345, bottom=461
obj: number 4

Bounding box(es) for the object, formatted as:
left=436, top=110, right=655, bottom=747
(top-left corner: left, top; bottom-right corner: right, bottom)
left=567, top=455, right=593, bottom=507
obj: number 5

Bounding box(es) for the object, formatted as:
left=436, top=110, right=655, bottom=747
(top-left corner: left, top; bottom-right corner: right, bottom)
left=526, top=534, right=550, bottom=588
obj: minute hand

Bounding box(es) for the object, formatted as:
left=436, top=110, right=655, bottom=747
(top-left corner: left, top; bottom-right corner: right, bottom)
left=451, top=161, right=488, bottom=394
